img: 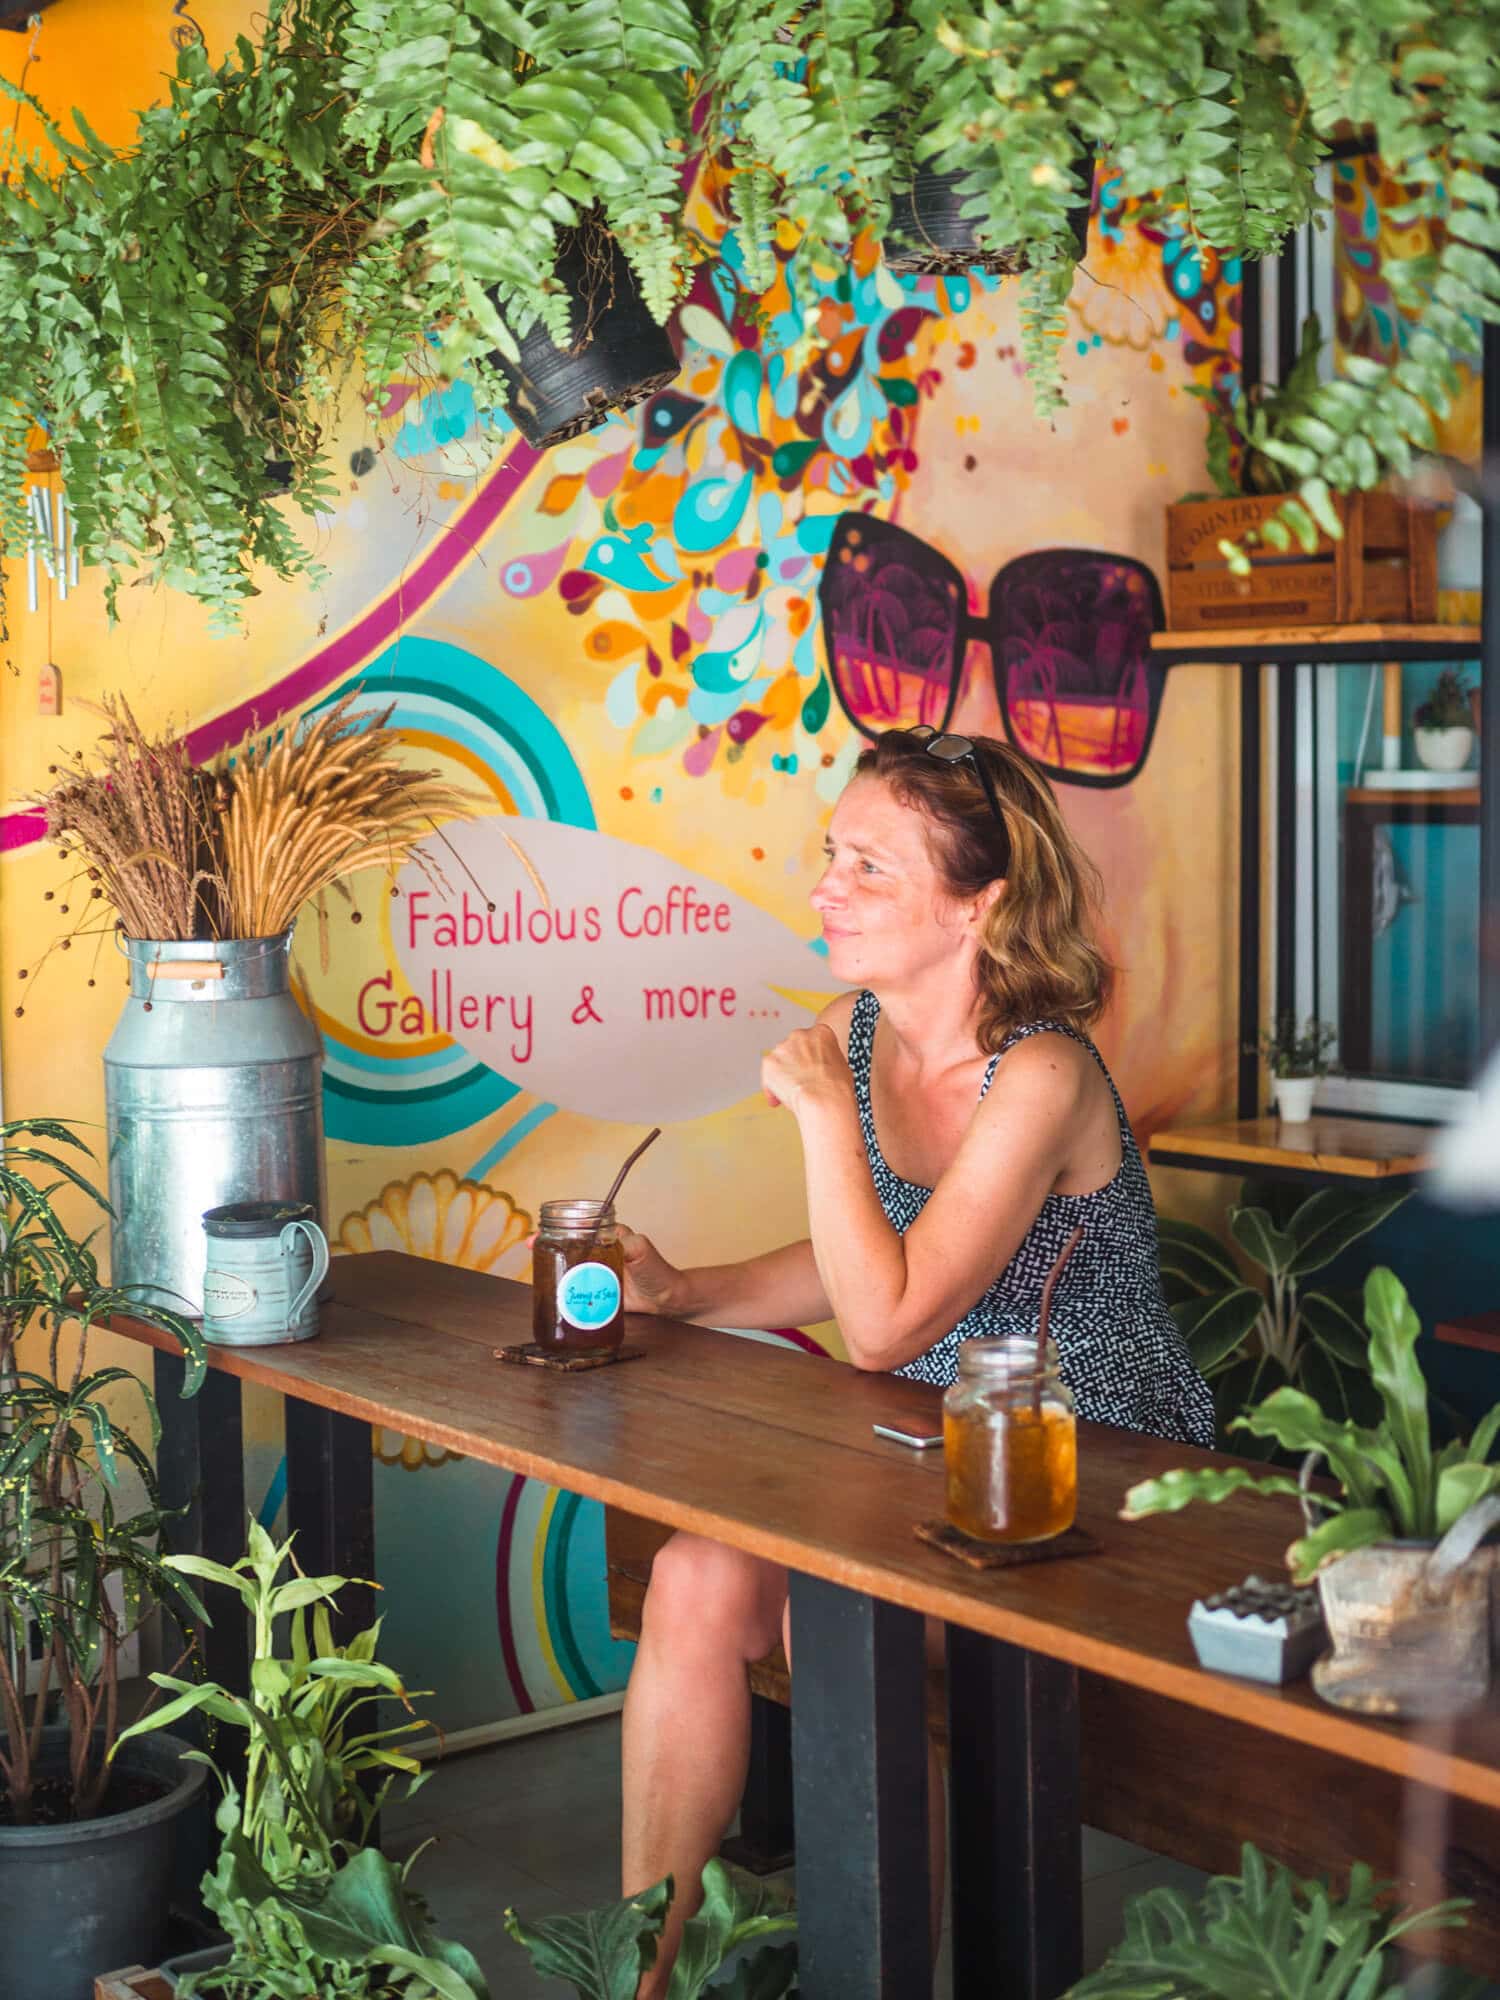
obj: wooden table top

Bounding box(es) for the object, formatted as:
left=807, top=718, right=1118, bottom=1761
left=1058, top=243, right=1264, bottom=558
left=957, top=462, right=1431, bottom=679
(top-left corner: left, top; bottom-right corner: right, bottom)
left=109, top=1251, right=1500, bottom=1809
left=1149, top=1114, right=1433, bottom=1181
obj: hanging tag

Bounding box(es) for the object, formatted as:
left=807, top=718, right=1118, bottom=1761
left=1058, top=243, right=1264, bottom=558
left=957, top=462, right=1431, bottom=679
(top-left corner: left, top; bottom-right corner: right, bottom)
left=38, top=662, right=61, bottom=716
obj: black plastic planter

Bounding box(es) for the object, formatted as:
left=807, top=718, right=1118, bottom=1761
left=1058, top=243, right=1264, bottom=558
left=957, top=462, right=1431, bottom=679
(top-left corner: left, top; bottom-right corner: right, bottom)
left=0, top=1726, right=207, bottom=2000
left=492, top=221, right=680, bottom=450
left=883, top=168, right=1091, bottom=278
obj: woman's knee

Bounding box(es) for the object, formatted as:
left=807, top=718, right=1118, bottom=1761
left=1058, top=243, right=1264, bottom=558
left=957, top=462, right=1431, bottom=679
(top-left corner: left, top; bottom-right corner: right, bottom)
left=641, top=1533, right=786, bottom=1661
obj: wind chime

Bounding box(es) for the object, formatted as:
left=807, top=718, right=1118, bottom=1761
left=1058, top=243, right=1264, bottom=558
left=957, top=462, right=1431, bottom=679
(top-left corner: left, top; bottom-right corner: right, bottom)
left=22, top=444, right=72, bottom=715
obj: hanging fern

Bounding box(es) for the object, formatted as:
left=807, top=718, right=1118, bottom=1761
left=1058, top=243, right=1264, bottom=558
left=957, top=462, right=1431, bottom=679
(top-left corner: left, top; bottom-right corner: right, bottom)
left=342, top=0, right=701, bottom=354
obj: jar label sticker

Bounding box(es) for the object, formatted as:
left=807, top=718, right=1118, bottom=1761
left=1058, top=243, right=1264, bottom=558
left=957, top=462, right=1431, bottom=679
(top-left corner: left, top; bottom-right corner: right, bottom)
left=203, top=1270, right=257, bottom=1320
left=557, top=1260, right=621, bottom=1331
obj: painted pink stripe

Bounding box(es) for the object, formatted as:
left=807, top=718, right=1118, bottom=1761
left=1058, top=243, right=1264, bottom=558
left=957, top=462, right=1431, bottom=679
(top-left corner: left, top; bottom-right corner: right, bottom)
left=2, top=438, right=541, bottom=854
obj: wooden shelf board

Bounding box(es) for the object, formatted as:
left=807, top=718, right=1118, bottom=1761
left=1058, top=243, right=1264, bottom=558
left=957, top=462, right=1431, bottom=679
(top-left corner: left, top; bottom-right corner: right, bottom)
left=1346, top=786, right=1480, bottom=808
left=1151, top=623, right=1481, bottom=667
left=1435, top=1313, right=1500, bottom=1355
left=1148, top=1114, right=1433, bottom=1182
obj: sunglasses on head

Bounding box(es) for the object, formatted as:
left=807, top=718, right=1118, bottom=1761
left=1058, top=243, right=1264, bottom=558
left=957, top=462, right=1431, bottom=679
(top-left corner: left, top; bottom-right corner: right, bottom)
left=903, top=724, right=1013, bottom=878
left=817, top=516, right=1169, bottom=790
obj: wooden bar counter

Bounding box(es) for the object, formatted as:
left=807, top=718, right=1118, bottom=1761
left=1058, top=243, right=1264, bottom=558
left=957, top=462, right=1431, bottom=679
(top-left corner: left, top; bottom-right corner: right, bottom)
left=109, top=1254, right=1500, bottom=1995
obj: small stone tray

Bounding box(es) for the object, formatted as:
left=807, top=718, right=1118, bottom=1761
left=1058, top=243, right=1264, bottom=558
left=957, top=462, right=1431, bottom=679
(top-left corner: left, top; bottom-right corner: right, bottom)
left=914, top=1520, right=1100, bottom=1571
left=494, top=1342, right=647, bottom=1373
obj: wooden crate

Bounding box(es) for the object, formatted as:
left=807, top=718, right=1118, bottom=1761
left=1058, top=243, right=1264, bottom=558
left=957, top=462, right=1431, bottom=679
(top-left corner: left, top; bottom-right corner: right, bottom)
left=1165, top=490, right=1438, bottom=632
left=94, top=1971, right=173, bottom=2000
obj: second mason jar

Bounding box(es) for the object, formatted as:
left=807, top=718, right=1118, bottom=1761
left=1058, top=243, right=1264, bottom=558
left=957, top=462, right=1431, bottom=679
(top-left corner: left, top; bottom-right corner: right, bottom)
left=532, top=1200, right=626, bottom=1354
left=943, top=1336, right=1077, bottom=1543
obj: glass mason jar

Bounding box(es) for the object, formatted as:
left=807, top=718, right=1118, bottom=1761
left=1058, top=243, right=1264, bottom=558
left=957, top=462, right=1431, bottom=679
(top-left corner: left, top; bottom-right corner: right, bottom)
left=532, top=1199, right=626, bottom=1354
left=943, top=1337, right=1077, bottom=1543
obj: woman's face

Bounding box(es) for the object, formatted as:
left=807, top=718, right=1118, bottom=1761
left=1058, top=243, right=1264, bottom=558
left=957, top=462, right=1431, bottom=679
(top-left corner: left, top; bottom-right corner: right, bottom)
left=811, top=776, right=980, bottom=990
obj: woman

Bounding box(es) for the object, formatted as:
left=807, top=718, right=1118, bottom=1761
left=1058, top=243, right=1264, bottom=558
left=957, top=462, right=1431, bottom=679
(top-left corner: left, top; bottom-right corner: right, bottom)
left=618, top=727, right=1213, bottom=1992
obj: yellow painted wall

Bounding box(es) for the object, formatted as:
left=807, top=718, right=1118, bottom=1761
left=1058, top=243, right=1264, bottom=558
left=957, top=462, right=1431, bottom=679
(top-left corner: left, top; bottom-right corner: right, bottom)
left=0, top=6, right=1240, bottom=1719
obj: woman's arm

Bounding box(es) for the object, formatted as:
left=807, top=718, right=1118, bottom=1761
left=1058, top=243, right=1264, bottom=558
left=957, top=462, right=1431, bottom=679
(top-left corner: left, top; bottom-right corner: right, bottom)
left=768, top=1028, right=1084, bottom=1371
left=625, top=1233, right=832, bottom=1329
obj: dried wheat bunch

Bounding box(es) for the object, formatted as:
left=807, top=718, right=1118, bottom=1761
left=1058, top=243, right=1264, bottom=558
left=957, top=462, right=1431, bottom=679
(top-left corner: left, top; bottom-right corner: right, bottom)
left=40, top=698, right=227, bottom=940
left=219, top=692, right=473, bottom=939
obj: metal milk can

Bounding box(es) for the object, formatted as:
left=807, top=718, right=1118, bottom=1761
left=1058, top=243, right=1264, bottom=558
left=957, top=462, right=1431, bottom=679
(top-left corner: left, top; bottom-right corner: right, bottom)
left=104, top=934, right=326, bottom=1316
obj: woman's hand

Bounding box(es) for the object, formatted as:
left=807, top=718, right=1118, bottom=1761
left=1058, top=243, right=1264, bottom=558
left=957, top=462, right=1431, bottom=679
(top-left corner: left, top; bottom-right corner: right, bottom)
left=619, top=1226, right=687, bottom=1316
left=761, top=1023, right=854, bottom=1116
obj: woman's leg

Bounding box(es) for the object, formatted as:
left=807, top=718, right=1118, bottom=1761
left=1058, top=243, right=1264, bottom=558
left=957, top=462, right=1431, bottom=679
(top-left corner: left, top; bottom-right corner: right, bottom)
left=622, top=1533, right=789, bottom=1999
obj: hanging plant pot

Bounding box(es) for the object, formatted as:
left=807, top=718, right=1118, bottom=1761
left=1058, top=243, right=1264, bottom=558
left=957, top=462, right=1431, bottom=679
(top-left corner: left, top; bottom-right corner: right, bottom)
left=492, top=218, right=680, bottom=451
left=882, top=168, right=1091, bottom=278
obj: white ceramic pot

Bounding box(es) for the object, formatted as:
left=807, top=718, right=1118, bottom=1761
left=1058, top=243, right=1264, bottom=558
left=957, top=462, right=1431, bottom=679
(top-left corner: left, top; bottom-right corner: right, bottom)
left=1271, top=1074, right=1316, bottom=1123
left=1414, top=724, right=1475, bottom=773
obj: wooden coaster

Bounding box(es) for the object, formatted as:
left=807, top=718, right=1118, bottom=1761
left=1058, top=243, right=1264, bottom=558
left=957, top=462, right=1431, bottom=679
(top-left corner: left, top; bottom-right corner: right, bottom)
left=493, top=1342, right=647, bottom=1373
left=914, top=1520, right=1100, bottom=1571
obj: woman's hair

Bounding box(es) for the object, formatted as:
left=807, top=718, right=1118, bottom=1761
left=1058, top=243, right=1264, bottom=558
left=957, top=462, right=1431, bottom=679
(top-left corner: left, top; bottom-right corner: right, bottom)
left=853, top=730, right=1113, bottom=1048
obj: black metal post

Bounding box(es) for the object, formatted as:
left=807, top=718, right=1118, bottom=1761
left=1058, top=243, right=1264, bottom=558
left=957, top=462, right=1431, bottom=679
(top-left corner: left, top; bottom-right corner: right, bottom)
left=283, top=1399, right=376, bottom=1644
left=1275, top=664, right=1298, bottom=1028
left=153, top=1351, right=248, bottom=1695
left=788, top=1575, right=930, bottom=2000
left=946, top=1628, right=1082, bottom=2000
left=721, top=1692, right=796, bottom=1875
left=1480, top=318, right=1500, bottom=1062
left=1239, top=662, right=1263, bottom=1117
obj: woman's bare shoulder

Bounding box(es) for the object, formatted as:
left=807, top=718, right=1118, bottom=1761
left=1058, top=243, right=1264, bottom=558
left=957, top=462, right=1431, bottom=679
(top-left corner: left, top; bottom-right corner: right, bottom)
left=816, top=989, right=860, bottom=1057
left=981, top=1027, right=1098, bottom=1111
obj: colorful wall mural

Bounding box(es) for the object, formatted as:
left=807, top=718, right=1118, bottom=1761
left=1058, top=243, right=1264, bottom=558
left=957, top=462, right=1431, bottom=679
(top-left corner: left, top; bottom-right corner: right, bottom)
left=0, top=4, right=1253, bottom=1727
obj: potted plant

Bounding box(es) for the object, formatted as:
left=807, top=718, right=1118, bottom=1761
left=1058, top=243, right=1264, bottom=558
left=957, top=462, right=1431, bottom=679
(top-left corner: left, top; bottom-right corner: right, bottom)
left=1158, top=1181, right=1407, bottom=1440
left=0, top=1118, right=211, bottom=2000
left=1123, top=1269, right=1500, bottom=1720
left=1414, top=666, right=1477, bottom=773
left=1254, top=1013, right=1337, bottom=1124
left=1068, top=1840, right=1469, bottom=1997
left=116, top=1521, right=489, bottom=1999
left=506, top=1855, right=797, bottom=1998
left=339, top=0, right=692, bottom=447
left=0, top=0, right=399, bottom=629
left=30, top=692, right=467, bottom=1320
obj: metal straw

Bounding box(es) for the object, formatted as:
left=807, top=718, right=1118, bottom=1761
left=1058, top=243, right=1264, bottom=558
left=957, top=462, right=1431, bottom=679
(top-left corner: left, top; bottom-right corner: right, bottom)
left=599, top=1126, right=662, bottom=1219
left=1033, top=1225, right=1084, bottom=1414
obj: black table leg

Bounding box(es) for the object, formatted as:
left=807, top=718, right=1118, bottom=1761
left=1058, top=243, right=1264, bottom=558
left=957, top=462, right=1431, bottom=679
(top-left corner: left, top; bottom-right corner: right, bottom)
left=153, top=1351, right=248, bottom=1695
left=789, top=1574, right=930, bottom=2000
left=284, top=1398, right=376, bottom=1645
left=946, top=1626, right=1081, bottom=2000
left=721, top=1692, right=796, bottom=1875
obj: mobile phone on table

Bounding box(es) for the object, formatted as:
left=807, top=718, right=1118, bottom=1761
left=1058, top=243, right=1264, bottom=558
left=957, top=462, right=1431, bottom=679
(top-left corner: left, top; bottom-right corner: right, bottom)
left=872, top=1421, right=944, bottom=1449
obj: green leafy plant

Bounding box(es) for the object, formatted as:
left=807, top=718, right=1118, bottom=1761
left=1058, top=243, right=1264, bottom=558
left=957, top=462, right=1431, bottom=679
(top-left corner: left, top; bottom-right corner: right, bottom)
left=0, top=0, right=385, bottom=627
left=11, top=2, right=1500, bottom=615
left=1188, top=313, right=1330, bottom=500
left=0, top=1117, right=206, bottom=1823
left=1415, top=665, right=1475, bottom=730
left=506, top=1856, right=797, bottom=1999
left=115, top=1522, right=487, bottom=2000
left=1067, top=1840, right=1471, bottom=1998
left=1123, top=1267, right=1500, bottom=1583
left=1256, top=1013, right=1339, bottom=1081
left=341, top=0, right=704, bottom=354
left=1158, top=1180, right=1405, bottom=1437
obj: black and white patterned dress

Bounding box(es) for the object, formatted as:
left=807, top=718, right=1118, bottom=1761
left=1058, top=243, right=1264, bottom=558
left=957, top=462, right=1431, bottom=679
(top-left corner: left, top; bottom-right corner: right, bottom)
left=849, top=991, right=1215, bottom=1448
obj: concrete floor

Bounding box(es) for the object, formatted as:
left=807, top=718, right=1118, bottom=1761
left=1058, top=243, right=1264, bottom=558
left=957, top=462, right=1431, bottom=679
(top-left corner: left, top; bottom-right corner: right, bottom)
left=381, top=1710, right=1213, bottom=1997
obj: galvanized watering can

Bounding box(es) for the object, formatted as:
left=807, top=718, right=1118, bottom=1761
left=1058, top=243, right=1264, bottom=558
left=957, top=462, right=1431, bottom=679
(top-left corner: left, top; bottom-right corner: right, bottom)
left=202, top=1201, right=330, bottom=1346
left=1306, top=1468, right=1500, bottom=1720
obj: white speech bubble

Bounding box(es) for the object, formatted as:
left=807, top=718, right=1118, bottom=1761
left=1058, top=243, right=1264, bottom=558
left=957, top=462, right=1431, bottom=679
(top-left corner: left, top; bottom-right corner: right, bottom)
left=394, top=819, right=841, bottom=1124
